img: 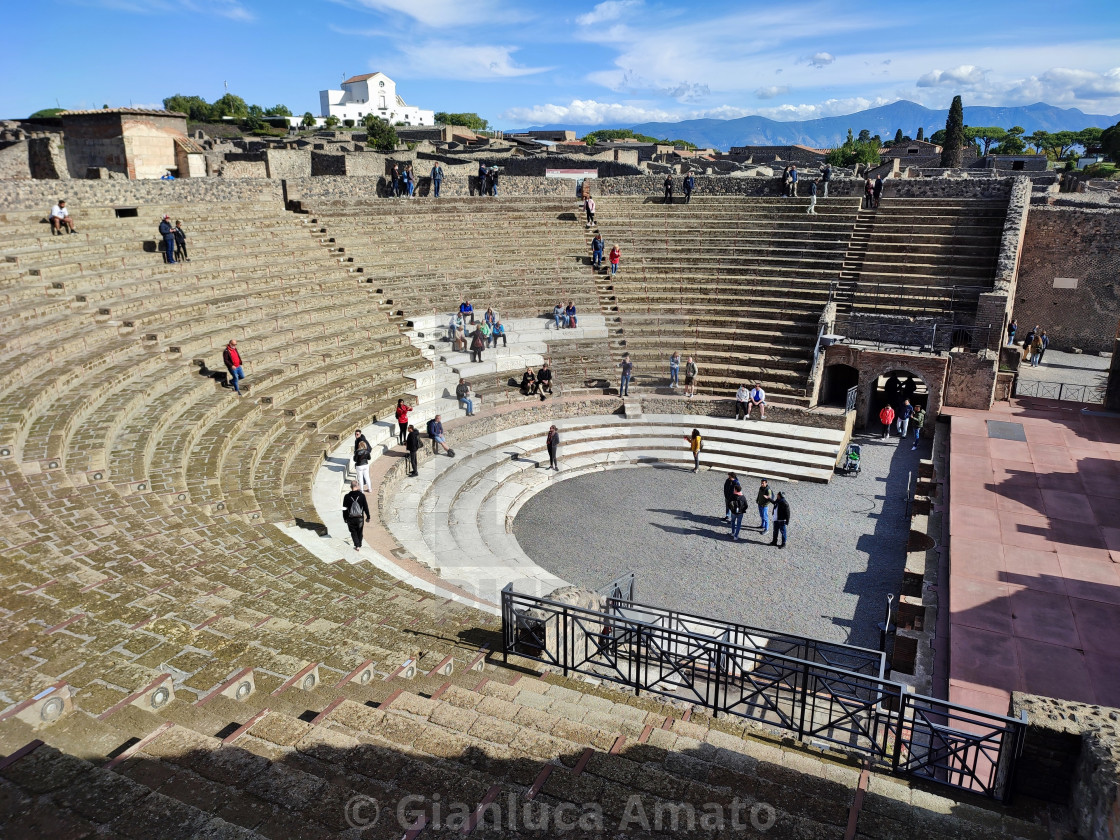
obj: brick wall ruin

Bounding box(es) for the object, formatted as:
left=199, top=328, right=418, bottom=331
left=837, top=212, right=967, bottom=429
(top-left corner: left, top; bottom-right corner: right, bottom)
left=0, top=177, right=282, bottom=211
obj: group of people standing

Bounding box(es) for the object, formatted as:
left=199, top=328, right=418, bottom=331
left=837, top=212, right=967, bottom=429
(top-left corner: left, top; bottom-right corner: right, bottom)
left=589, top=233, right=621, bottom=275
left=477, top=163, right=500, bottom=196
left=158, top=215, right=189, bottom=263
left=662, top=174, right=696, bottom=204
left=1006, top=319, right=1049, bottom=367
left=723, top=474, right=791, bottom=546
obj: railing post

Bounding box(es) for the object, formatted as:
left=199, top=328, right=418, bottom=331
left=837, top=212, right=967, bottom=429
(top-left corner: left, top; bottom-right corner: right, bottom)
left=712, top=641, right=724, bottom=718
left=797, top=659, right=811, bottom=740
left=562, top=607, right=569, bottom=677
left=891, top=691, right=906, bottom=773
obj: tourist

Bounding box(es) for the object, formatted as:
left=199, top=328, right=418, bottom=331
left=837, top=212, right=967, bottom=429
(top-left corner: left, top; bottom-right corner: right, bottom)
left=490, top=320, right=507, bottom=347
left=353, top=430, right=373, bottom=492
left=406, top=164, right=416, bottom=197
left=735, top=383, right=750, bottom=420
left=477, top=163, right=487, bottom=196
left=479, top=320, right=492, bottom=348
left=728, top=484, right=748, bottom=541
left=223, top=339, right=245, bottom=396
left=756, top=479, right=775, bottom=534
left=669, top=351, right=681, bottom=389
left=173, top=220, right=189, bottom=262
left=911, top=405, right=927, bottom=451
left=770, top=492, right=790, bottom=548
left=546, top=425, right=560, bottom=470
left=684, top=356, right=698, bottom=398
left=453, top=323, right=467, bottom=353
left=160, top=171, right=175, bottom=180
left=821, top=163, right=831, bottom=198
left=553, top=302, right=565, bottom=329
left=342, top=480, right=371, bottom=552
left=391, top=165, right=401, bottom=197
left=405, top=425, right=421, bottom=476
left=788, top=165, right=799, bottom=197
left=683, top=173, right=694, bottom=203
left=618, top=352, right=634, bottom=397
left=1006, top=319, right=1017, bottom=346
left=520, top=366, right=539, bottom=396
left=863, top=177, right=875, bottom=210
left=584, top=195, right=596, bottom=227
left=456, top=378, right=475, bottom=416
left=684, top=428, right=702, bottom=472
left=431, top=162, right=444, bottom=198
left=722, top=472, right=742, bottom=522
left=1038, top=331, right=1050, bottom=365
left=609, top=245, right=621, bottom=275
left=591, top=233, right=604, bottom=270
left=489, top=167, right=499, bottom=197
left=782, top=165, right=791, bottom=195
left=897, top=399, right=914, bottom=437
left=428, top=414, right=450, bottom=455
left=806, top=180, right=818, bottom=215
left=49, top=199, right=76, bottom=235
left=484, top=307, right=498, bottom=330
left=1029, top=333, right=1044, bottom=367
left=1022, top=324, right=1038, bottom=353
left=537, top=362, right=553, bottom=399
left=395, top=399, right=412, bottom=445
left=663, top=175, right=674, bottom=204
left=879, top=403, right=895, bottom=438
left=469, top=326, right=485, bottom=363
left=460, top=298, right=475, bottom=324
left=565, top=300, right=577, bottom=328
left=747, top=382, right=767, bottom=419
left=158, top=215, right=177, bottom=264
left=873, top=175, right=884, bottom=208
left=400, top=166, right=411, bottom=198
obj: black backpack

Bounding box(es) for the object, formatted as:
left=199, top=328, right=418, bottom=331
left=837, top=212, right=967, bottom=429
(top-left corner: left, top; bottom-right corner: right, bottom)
left=347, top=494, right=364, bottom=519
left=729, top=495, right=748, bottom=516
left=426, top=418, right=436, bottom=437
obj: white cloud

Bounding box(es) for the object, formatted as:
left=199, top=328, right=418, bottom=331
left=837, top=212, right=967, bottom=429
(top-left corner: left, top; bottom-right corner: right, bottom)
left=503, top=99, right=680, bottom=125
left=753, top=96, right=895, bottom=121
left=1014, top=66, right=1120, bottom=101
left=339, top=0, right=505, bottom=27
left=662, top=82, right=709, bottom=103
left=806, top=52, right=835, bottom=68
left=575, top=0, right=642, bottom=27
left=755, top=85, right=790, bottom=99
left=916, top=64, right=988, bottom=87
left=395, top=41, right=552, bottom=79
left=86, top=0, right=252, bottom=20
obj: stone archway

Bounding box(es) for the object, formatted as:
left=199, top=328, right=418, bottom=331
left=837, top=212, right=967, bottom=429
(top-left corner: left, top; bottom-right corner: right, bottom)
left=821, top=363, right=860, bottom=407
left=822, top=345, right=948, bottom=431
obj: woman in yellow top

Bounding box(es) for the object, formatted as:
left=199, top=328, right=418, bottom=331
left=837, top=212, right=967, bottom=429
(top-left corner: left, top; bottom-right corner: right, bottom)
left=684, top=428, right=702, bottom=472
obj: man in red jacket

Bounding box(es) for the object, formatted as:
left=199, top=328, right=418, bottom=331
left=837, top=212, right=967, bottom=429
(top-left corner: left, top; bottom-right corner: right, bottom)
left=223, top=339, right=245, bottom=396
left=879, top=403, right=895, bottom=438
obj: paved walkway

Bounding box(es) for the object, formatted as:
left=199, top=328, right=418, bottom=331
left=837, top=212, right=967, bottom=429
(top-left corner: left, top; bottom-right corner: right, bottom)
left=946, top=398, right=1120, bottom=715
left=1015, top=348, right=1110, bottom=387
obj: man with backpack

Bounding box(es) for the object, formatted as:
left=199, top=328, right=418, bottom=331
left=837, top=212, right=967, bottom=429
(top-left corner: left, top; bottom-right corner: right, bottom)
left=469, top=326, right=485, bottom=364
left=353, top=429, right=373, bottom=492
left=722, top=472, right=742, bottom=522
left=771, top=492, right=790, bottom=548
left=342, top=480, right=370, bottom=552
left=682, top=174, right=694, bottom=203
left=405, top=424, right=421, bottom=476
left=728, top=484, right=748, bottom=541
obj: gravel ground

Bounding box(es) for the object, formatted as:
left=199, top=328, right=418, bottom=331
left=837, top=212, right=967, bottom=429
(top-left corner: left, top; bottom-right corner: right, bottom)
left=513, top=431, right=924, bottom=649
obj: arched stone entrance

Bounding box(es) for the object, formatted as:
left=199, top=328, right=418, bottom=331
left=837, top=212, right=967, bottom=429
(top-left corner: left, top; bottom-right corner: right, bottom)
left=822, top=345, right=947, bottom=431
left=821, top=363, right=860, bottom=407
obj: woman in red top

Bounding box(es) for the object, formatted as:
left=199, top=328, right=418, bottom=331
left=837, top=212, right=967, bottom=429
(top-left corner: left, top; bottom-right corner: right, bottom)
left=609, top=245, right=621, bottom=276
left=395, top=399, right=412, bottom=445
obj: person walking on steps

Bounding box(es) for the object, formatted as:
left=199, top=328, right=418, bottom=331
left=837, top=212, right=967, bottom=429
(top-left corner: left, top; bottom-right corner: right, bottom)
left=821, top=163, right=831, bottom=198
left=771, top=492, right=790, bottom=548
left=173, top=220, right=189, bottom=262
left=159, top=215, right=177, bottom=264
left=609, top=244, right=621, bottom=276
left=806, top=180, right=818, bottom=215
left=405, top=424, right=421, bottom=476
left=911, top=405, right=927, bottom=451
left=669, top=352, right=681, bottom=389
left=663, top=175, right=674, bottom=204
left=342, top=480, right=371, bottom=552
left=756, top=479, right=775, bottom=534
left=353, top=430, right=373, bottom=493
left=897, top=399, right=913, bottom=438
left=584, top=195, right=596, bottom=228
left=683, top=173, right=694, bottom=203
left=684, top=357, right=698, bottom=398
left=591, top=233, right=604, bottom=270
left=223, top=339, right=245, bottom=395
left=618, top=352, right=634, bottom=397
left=546, top=425, right=560, bottom=471
left=864, top=177, right=875, bottom=210
left=722, top=472, right=742, bottom=522
left=879, top=403, right=895, bottom=438
left=873, top=175, right=884, bottom=209
left=728, top=484, right=748, bottom=541
left=788, top=165, right=799, bottom=197
left=395, top=399, right=412, bottom=445
left=469, top=326, right=485, bottom=363
left=431, top=163, right=444, bottom=198
left=684, top=428, right=703, bottom=472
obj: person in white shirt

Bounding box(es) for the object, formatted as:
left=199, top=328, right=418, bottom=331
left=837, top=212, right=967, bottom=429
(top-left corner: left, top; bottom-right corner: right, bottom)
left=49, top=199, right=76, bottom=235
left=747, top=384, right=767, bottom=420
left=735, top=384, right=750, bottom=420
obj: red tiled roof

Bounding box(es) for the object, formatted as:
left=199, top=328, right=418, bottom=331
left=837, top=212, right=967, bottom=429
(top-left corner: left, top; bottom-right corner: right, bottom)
left=342, top=73, right=380, bottom=85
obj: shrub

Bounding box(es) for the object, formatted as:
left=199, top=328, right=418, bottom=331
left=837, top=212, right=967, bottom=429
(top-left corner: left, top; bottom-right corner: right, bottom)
left=343, top=119, right=355, bottom=128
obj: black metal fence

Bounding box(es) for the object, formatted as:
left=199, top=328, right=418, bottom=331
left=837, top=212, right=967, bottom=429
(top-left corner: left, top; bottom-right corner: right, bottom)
left=1013, top=379, right=1106, bottom=405
left=845, top=385, right=859, bottom=413
left=502, top=583, right=1026, bottom=801
left=831, top=319, right=993, bottom=354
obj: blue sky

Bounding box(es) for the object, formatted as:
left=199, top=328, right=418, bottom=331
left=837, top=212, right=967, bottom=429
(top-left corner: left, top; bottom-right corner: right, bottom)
left=4, top=0, right=1120, bottom=126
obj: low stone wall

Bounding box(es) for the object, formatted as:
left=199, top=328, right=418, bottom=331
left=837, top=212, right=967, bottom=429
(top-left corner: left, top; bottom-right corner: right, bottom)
left=264, top=149, right=311, bottom=180
left=217, top=157, right=268, bottom=179
left=1014, top=205, right=1120, bottom=354
left=0, top=141, right=31, bottom=180
left=0, top=177, right=283, bottom=211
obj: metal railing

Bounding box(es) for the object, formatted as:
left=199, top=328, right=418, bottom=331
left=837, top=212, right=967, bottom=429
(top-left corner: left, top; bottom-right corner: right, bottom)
left=846, top=281, right=990, bottom=317
left=502, top=582, right=1026, bottom=801
left=830, top=319, right=993, bottom=354
left=845, top=385, right=859, bottom=413
left=1013, top=379, right=1106, bottom=405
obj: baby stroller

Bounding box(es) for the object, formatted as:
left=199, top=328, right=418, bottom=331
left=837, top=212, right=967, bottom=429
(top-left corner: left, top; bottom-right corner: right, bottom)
left=842, top=443, right=862, bottom=476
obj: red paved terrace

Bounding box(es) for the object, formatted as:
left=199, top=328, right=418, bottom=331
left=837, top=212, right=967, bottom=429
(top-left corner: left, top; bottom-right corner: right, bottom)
left=946, top=399, right=1120, bottom=716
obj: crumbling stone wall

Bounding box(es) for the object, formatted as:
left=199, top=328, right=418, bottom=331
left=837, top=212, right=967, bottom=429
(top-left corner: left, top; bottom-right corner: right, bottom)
left=1014, top=205, right=1120, bottom=354
left=943, top=350, right=998, bottom=409
left=264, top=149, right=311, bottom=179
left=217, top=157, right=268, bottom=178
left=0, top=178, right=282, bottom=211
left=0, top=141, right=31, bottom=180
left=28, top=135, right=69, bottom=179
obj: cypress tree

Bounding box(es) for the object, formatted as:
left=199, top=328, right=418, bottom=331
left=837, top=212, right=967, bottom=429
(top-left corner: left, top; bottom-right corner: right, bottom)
left=894, top=128, right=903, bottom=144
left=916, top=126, right=924, bottom=141
left=941, top=96, right=965, bottom=167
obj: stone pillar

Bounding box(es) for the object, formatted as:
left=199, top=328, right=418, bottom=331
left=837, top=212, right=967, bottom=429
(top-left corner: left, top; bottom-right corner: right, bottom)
left=973, top=291, right=1008, bottom=352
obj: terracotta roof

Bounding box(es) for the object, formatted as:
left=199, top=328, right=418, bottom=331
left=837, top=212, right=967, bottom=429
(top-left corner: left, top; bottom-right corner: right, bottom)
left=342, top=73, right=380, bottom=85
left=174, top=137, right=205, bottom=154
left=59, top=108, right=187, bottom=118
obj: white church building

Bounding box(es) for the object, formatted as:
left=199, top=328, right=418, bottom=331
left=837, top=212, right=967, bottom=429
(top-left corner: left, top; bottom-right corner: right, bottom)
left=318, top=73, right=435, bottom=126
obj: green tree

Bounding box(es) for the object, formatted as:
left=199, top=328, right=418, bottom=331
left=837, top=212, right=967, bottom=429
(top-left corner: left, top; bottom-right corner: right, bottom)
left=993, top=126, right=1026, bottom=155
left=1076, top=127, right=1103, bottom=152
left=211, top=93, right=249, bottom=120
left=582, top=128, right=696, bottom=148
left=301, top=112, right=316, bottom=128
left=266, top=104, right=292, bottom=117
left=162, top=94, right=213, bottom=121
left=1101, top=120, right=1120, bottom=160
left=363, top=115, right=398, bottom=151
left=434, top=112, right=489, bottom=131
left=893, top=128, right=904, bottom=145
left=825, top=129, right=881, bottom=167
left=29, top=108, right=66, bottom=118
left=324, top=115, right=340, bottom=128
left=940, top=95, right=965, bottom=167
left=857, top=129, right=871, bottom=144
left=916, top=126, right=925, bottom=141
left=1027, top=130, right=1050, bottom=154
left=929, top=128, right=946, bottom=145
left=1044, top=130, right=1078, bottom=159
left=965, top=126, right=1007, bottom=155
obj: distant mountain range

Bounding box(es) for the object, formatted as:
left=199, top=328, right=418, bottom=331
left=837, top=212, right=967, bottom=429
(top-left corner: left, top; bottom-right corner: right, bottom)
left=514, top=100, right=1119, bottom=151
